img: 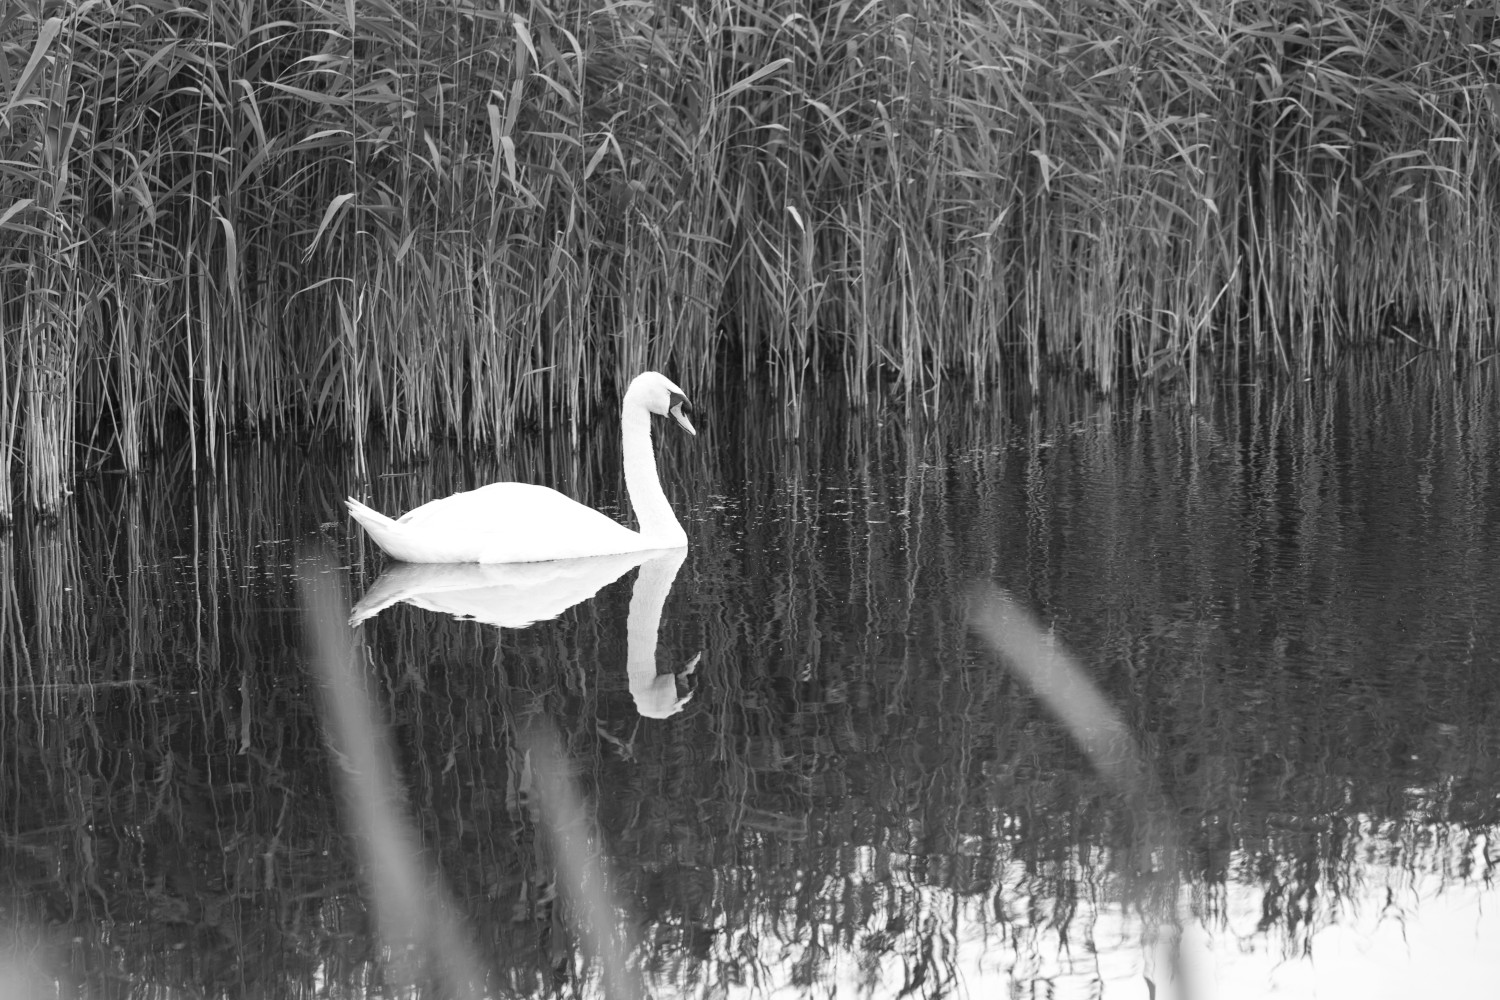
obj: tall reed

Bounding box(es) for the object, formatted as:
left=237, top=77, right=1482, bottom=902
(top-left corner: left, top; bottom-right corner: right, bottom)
left=3, top=0, right=1498, bottom=518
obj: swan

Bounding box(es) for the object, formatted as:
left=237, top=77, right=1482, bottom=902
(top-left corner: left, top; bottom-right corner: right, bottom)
left=346, top=371, right=696, bottom=563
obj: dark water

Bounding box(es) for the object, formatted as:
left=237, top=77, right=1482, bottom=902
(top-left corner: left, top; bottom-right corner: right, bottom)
left=2, top=356, right=1498, bottom=998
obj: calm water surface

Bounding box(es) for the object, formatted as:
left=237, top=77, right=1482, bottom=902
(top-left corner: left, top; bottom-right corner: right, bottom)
left=2, top=357, right=1498, bottom=998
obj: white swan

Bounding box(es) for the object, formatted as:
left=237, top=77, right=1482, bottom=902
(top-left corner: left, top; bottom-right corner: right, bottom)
left=346, top=372, right=696, bottom=563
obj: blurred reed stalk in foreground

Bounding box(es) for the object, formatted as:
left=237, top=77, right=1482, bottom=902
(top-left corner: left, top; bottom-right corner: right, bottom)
left=968, top=585, right=1200, bottom=1000
left=2, top=0, right=1499, bottom=519
left=516, top=720, right=647, bottom=1000
left=300, top=552, right=486, bottom=998
left=302, top=550, right=645, bottom=999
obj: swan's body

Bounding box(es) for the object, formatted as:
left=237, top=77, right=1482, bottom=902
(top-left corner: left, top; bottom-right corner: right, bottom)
left=346, top=372, right=695, bottom=563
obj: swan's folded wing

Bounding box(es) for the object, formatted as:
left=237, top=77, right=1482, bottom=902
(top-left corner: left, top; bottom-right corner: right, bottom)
left=391, top=482, right=645, bottom=562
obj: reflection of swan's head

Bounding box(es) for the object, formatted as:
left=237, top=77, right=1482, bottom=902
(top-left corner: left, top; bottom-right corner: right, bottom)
left=626, top=372, right=696, bottom=436
left=633, top=651, right=702, bottom=719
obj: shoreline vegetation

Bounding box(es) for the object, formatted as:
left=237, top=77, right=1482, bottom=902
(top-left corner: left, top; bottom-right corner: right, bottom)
left=3, top=0, right=1499, bottom=519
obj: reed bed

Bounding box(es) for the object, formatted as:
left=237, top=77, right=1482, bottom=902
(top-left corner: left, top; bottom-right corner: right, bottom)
left=3, top=0, right=1499, bottom=519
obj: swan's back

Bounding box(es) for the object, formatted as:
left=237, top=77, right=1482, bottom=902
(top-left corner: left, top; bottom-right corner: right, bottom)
left=353, top=483, right=646, bottom=563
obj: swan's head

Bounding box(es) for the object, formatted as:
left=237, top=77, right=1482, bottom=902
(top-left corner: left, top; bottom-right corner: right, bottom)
left=627, top=371, right=696, bottom=436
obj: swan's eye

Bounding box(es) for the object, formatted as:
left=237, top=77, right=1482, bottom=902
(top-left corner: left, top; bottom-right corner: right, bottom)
left=668, top=391, right=689, bottom=412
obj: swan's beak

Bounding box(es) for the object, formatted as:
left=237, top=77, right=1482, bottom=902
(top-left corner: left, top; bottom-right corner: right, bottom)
left=668, top=395, right=697, bottom=436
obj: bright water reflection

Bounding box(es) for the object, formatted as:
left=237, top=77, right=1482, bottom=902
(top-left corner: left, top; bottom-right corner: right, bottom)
left=1, top=354, right=1497, bottom=998
left=353, top=551, right=699, bottom=719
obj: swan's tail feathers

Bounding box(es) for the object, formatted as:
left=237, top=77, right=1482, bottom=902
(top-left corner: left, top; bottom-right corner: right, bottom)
left=345, top=497, right=406, bottom=558
left=346, top=496, right=396, bottom=529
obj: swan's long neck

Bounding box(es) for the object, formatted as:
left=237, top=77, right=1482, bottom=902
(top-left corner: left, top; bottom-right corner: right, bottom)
left=621, top=403, right=686, bottom=546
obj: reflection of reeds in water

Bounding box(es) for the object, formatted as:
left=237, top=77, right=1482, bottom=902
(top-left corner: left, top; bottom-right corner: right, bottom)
left=0, top=541, right=24, bottom=699
left=2, top=509, right=88, bottom=707
left=638, top=355, right=1500, bottom=982
left=0, top=358, right=1494, bottom=995
left=0, top=448, right=382, bottom=994
left=306, top=550, right=651, bottom=999
left=299, top=552, right=484, bottom=998
left=967, top=585, right=1195, bottom=998
left=968, top=587, right=1173, bottom=849
left=515, top=720, right=646, bottom=1000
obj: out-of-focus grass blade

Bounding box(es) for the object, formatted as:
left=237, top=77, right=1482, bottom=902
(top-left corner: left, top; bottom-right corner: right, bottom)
left=0, top=928, right=53, bottom=999
left=968, top=584, right=1199, bottom=1000
left=298, top=549, right=485, bottom=999
left=968, top=585, right=1164, bottom=814
left=518, top=718, right=646, bottom=1000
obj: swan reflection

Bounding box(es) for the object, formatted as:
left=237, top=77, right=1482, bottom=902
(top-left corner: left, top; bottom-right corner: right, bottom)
left=351, top=548, right=697, bottom=718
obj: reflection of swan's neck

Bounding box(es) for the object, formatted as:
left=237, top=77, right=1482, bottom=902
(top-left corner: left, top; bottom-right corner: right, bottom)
left=622, top=405, right=685, bottom=545
left=627, top=549, right=688, bottom=718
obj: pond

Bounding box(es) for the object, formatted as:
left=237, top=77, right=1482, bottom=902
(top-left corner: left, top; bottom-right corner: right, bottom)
left=2, top=354, right=1498, bottom=998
